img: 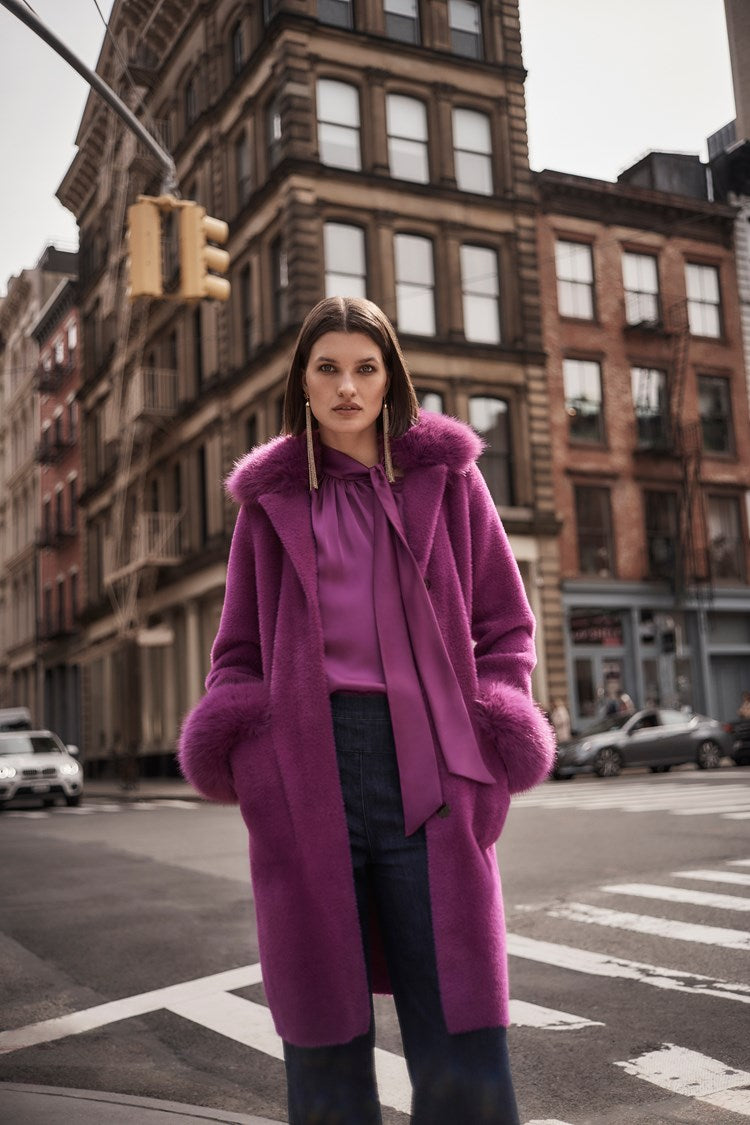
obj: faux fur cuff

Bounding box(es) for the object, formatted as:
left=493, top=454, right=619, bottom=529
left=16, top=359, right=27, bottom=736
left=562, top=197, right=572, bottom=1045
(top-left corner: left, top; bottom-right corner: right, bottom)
left=475, top=682, right=555, bottom=794
left=177, top=680, right=268, bottom=804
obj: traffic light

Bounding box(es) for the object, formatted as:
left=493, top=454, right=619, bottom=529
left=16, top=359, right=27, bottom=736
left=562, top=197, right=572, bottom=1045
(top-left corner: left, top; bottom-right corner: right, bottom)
left=179, top=202, right=231, bottom=301
left=127, top=198, right=163, bottom=298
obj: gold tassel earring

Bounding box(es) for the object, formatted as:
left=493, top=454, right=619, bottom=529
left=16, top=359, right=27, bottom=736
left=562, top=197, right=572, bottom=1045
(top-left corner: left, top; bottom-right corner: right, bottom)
left=305, top=398, right=318, bottom=491
left=382, top=399, right=395, bottom=483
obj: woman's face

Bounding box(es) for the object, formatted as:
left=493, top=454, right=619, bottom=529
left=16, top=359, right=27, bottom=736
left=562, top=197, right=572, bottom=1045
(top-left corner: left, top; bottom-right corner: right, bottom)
left=303, top=331, right=389, bottom=451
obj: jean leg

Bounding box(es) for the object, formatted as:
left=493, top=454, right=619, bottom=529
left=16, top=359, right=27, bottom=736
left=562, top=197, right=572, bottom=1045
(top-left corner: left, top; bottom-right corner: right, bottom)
left=366, top=777, right=520, bottom=1123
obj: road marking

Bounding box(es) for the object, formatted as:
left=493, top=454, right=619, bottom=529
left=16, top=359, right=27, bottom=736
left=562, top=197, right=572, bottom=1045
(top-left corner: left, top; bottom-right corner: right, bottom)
left=602, top=882, right=750, bottom=912
left=514, top=781, right=750, bottom=819
left=506, top=933, right=750, bottom=1004
left=676, top=868, right=750, bottom=887
left=547, top=902, right=750, bottom=951
left=616, top=1042, right=750, bottom=1116
left=509, top=999, right=602, bottom=1030
left=729, top=859, right=750, bottom=867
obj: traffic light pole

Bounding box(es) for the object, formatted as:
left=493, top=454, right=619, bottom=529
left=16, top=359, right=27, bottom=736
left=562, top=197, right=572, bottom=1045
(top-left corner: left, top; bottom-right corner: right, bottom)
left=0, top=0, right=178, bottom=195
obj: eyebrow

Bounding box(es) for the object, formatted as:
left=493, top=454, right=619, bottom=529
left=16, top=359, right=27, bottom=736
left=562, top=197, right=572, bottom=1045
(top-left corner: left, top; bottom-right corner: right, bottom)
left=313, top=354, right=379, bottom=364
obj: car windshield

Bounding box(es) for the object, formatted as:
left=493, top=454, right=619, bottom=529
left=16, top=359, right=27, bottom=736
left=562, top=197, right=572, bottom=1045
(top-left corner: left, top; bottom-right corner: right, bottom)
left=579, top=713, right=634, bottom=736
left=0, top=735, right=62, bottom=755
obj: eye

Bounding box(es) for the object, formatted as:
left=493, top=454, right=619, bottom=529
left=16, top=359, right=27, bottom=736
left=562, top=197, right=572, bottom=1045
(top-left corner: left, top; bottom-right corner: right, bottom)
left=318, top=363, right=335, bottom=373
left=359, top=364, right=375, bottom=373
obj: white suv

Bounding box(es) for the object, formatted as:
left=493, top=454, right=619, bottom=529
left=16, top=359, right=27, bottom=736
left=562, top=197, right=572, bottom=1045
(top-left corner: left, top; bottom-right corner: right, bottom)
left=0, top=731, right=83, bottom=809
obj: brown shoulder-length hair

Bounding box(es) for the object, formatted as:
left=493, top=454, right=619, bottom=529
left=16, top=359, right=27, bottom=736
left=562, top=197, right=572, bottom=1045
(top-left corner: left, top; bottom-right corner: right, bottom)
left=282, top=296, right=419, bottom=438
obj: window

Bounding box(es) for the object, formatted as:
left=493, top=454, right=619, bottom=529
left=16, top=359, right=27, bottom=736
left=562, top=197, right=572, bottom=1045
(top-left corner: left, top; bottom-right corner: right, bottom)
left=631, top=367, right=669, bottom=449
left=416, top=389, right=444, bottom=413
left=55, top=488, right=64, bottom=534
left=317, top=80, right=361, bottom=170
left=246, top=414, right=258, bottom=450
left=324, top=223, right=367, bottom=297
left=386, top=95, right=428, bottom=183
left=698, top=375, right=733, bottom=454
left=449, top=0, right=483, bottom=57
left=68, top=478, right=78, bottom=531
left=70, top=571, right=78, bottom=619
left=235, top=131, right=252, bottom=208
left=707, top=495, right=745, bottom=581
left=644, top=491, right=678, bottom=580
left=240, top=264, right=253, bottom=360
left=267, top=96, right=282, bottom=167
left=57, top=578, right=65, bottom=633
left=197, top=446, right=209, bottom=548
left=685, top=263, right=721, bottom=337
left=384, top=0, right=420, bottom=43
left=231, top=21, right=245, bottom=77
left=42, top=498, right=52, bottom=543
left=469, top=397, right=513, bottom=505
left=556, top=241, right=595, bottom=319
left=272, top=239, right=289, bottom=331
left=575, top=486, right=615, bottom=576
left=318, top=0, right=353, bottom=28
left=67, top=322, right=77, bottom=355
left=452, top=108, right=492, bottom=195
left=394, top=234, right=435, bottom=335
left=44, top=586, right=53, bottom=635
left=460, top=245, right=500, bottom=343
left=564, top=359, right=603, bottom=443
left=184, top=75, right=198, bottom=128
left=623, top=252, right=659, bottom=325
left=193, top=306, right=204, bottom=389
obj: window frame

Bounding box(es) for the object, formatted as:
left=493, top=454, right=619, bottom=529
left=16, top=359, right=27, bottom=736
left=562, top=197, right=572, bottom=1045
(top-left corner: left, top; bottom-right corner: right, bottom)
left=452, top=106, right=493, bottom=196
left=468, top=395, right=514, bottom=507
left=318, top=0, right=354, bottom=29
left=556, top=239, right=595, bottom=321
left=460, top=243, right=501, bottom=344
left=316, top=78, right=362, bottom=171
left=393, top=232, right=436, bottom=336
left=622, top=251, right=660, bottom=326
left=384, top=0, right=421, bottom=44
left=698, top=374, right=734, bottom=456
left=685, top=261, right=722, bottom=339
left=323, top=221, right=368, bottom=298
left=574, top=485, right=616, bottom=577
left=448, top=0, right=483, bottom=58
left=563, top=357, right=604, bottom=444
left=631, top=366, right=669, bottom=450
left=643, top=489, right=679, bottom=581
left=386, top=93, right=429, bottom=184
left=707, top=493, right=745, bottom=582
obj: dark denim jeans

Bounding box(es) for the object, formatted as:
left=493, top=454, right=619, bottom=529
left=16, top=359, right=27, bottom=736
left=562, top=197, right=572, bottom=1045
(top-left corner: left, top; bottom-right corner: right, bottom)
left=283, top=692, right=520, bottom=1125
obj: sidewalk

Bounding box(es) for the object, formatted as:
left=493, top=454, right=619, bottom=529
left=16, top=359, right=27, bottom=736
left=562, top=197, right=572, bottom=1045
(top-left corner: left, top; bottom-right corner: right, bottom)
left=0, top=1083, right=284, bottom=1124
left=83, top=777, right=204, bottom=802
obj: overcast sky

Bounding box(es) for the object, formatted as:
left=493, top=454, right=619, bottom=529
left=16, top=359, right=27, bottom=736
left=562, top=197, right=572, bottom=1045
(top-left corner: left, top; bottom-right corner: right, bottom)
left=0, top=0, right=737, bottom=297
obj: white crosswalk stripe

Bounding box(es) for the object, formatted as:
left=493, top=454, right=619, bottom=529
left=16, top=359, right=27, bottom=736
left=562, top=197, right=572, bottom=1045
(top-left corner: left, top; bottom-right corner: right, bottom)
left=616, top=1043, right=750, bottom=1117
left=513, top=779, right=750, bottom=819
left=602, top=881, right=750, bottom=911
left=548, top=901, right=750, bottom=950
left=675, top=867, right=750, bottom=887
left=1, top=801, right=200, bottom=819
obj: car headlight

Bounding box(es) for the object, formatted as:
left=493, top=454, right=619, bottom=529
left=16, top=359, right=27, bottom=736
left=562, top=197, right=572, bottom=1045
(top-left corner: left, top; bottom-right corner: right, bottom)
left=0, top=764, right=17, bottom=779
left=59, top=761, right=80, bottom=776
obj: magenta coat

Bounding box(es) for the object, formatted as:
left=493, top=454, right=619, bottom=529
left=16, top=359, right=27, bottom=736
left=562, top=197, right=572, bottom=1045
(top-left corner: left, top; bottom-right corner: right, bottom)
left=178, top=410, right=555, bottom=1047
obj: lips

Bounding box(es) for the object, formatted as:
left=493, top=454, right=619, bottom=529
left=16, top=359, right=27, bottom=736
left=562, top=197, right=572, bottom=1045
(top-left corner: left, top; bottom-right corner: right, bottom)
left=333, top=405, right=361, bottom=412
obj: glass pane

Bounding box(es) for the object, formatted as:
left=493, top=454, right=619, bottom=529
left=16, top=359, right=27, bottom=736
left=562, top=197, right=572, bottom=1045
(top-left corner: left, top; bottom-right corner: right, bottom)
left=463, top=295, right=500, bottom=344
left=688, top=300, right=721, bottom=338
left=558, top=279, right=593, bottom=319
left=625, top=290, right=659, bottom=324
left=318, top=0, right=352, bottom=27
left=324, top=223, right=365, bottom=274
left=396, top=283, right=435, bottom=335
left=389, top=137, right=429, bottom=182
left=386, top=94, right=427, bottom=141
left=453, top=108, right=491, bottom=153
left=325, top=271, right=367, bottom=298
left=317, top=80, right=359, bottom=127
left=416, top=390, right=444, bottom=413
left=460, top=245, right=498, bottom=296
left=623, top=252, right=658, bottom=294
left=575, top=657, right=598, bottom=720
left=319, top=123, right=361, bottom=169
left=385, top=0, right=417, bottom=14
left=686, top=263, right=719, bottom=303
left=385, top=11, right=419, bottom=41
left=449, top=0, right=481, bottom=34
left=395, top=234, right=434, bottom=285
left=556, top=241, right=593, bottom=283
left=454, top=151, right=493, bottom=194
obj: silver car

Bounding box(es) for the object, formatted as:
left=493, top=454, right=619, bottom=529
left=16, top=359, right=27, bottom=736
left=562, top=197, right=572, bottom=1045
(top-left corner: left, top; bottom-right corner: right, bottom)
left=0, top=730, right=83, bottom=808
left=553, top=708, right=734, bottom=779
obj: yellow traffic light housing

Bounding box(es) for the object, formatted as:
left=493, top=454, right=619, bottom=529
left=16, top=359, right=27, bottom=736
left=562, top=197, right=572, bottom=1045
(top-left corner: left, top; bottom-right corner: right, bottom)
left=127, top=195, right=231, bottom=303
left=127, top=198, right=163, bottom=298
left=179, top=203, right=231, bottom=301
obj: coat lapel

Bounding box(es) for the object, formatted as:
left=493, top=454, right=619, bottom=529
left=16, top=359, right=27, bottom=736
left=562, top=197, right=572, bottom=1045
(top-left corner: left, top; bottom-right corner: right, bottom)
left=258, top=489, right=319, bottom=606
left=400, top=464, right=448, bottom=574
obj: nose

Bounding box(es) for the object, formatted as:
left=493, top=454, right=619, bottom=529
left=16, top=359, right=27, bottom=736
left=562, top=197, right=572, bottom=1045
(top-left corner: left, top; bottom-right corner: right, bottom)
left=336, top=370, right=357, bottom=397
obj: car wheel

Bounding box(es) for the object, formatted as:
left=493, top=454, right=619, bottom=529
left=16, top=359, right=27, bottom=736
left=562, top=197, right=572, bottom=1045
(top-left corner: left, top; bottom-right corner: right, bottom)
left=65, top=794, right=81, bottom=807
left=594, top=747, right=622, bottom=777
left=696, top=740, right=722, bottom=770
left=552, top=771, right=574, bottom=781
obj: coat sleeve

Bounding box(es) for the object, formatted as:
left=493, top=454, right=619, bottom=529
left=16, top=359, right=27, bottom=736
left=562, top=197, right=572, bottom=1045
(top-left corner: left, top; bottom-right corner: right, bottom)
left=177, top=504, right=268, bottom=803
left=467, top=465, right=555, bottom=793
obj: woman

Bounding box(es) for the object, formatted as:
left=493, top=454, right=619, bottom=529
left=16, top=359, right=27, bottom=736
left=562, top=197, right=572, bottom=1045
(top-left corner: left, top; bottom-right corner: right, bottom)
left=178, top=296, right=555, bottom=1123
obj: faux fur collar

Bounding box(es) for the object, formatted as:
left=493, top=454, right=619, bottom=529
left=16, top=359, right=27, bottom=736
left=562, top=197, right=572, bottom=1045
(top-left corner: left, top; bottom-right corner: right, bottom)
left=227, top=410, right=484, bottom=505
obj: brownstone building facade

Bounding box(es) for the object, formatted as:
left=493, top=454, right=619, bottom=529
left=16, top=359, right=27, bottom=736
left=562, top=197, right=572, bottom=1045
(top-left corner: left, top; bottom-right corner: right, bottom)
left=57, top=0, right=562, bottom=773
left=537, top=162, right=750, bottom=729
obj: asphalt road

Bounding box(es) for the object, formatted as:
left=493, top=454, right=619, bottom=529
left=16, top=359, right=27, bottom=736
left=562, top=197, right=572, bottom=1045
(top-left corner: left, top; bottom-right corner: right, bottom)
left=1, top=765, right=749, bottom=1124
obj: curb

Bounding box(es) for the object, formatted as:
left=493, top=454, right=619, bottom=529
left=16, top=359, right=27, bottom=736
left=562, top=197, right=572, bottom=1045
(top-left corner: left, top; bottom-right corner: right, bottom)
left=0, top=1083, right=285, bottom=1124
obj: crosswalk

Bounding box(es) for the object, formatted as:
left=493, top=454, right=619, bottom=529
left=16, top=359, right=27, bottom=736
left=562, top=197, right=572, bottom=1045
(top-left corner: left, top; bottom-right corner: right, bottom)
left=513, top=775, right=750, bottom=820
left=507, top=853, right=750, bottom=1121
left=2, top=798, right=201, bottom=819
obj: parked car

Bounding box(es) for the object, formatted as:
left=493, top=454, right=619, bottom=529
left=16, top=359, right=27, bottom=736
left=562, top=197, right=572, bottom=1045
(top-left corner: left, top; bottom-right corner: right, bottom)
left=0, top=706, right=32, bottom=732
left=552, top=708, right=734, bottom=779
left=724, top=718, right=750, bottom=767
left=0, top=731, right=83, bottom=809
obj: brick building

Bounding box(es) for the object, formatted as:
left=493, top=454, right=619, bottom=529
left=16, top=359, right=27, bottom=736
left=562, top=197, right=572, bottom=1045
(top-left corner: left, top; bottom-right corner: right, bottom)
left=537, top=161, right=750, bottom=729
left=0, top=248, right=78, bottom=721
left=31, top=278, right=83, bottom=748
left=57, top=0, right=562, bottom=774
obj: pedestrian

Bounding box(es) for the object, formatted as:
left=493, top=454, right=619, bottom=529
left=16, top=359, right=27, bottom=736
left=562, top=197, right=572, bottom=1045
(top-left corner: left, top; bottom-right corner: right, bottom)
left=178, top=296, right=555, bottom=1124
left=738, top=691, right=750, bottom=720
left=550, top=697, right=572, bottom=743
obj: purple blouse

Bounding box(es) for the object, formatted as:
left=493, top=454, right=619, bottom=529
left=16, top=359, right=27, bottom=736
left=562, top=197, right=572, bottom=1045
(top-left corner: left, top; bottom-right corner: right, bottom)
left=311, top=444, right=494, bottom=835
